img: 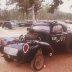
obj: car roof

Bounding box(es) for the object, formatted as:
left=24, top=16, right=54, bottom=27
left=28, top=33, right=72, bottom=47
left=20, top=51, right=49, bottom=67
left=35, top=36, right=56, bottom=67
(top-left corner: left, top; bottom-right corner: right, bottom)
left=30, top=20, right=67, bottom=33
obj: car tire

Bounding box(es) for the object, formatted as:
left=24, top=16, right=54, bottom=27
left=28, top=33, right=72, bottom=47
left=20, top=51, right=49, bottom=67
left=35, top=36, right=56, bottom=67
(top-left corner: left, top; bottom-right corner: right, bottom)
left=7, top=24, right=12, bottom=29
left=4, top=54, right=12, bottom=62
left=31, top=49, right=44, bottom=71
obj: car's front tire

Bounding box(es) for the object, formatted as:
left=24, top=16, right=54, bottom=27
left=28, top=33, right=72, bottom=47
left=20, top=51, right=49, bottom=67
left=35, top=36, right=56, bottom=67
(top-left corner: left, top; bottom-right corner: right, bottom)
left=31, top=49, right=44, bottom=71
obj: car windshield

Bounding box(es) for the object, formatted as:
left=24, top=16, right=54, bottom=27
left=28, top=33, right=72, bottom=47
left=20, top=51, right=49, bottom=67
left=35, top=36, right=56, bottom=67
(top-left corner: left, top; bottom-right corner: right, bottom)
left=32, top=25, right=50, bottom=33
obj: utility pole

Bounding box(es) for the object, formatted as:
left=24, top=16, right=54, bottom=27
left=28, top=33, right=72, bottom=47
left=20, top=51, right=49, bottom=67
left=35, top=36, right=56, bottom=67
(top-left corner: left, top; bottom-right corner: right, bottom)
left=32, top=4, right=36, bottom=24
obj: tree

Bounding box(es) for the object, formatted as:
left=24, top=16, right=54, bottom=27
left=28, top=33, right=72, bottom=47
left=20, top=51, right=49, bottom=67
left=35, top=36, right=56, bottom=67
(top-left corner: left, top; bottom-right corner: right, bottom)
left=48, top=0, right=63, bottom=13
left=7, top=0, right=42, bottom=19
left=6, top=0, right=63, bottom=19
left=0, top=10, right=10, bottom=20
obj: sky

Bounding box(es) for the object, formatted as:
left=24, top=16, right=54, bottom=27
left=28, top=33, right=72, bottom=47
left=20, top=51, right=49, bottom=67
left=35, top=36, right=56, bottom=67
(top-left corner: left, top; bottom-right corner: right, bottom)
left=0, top=0, right=16, bottom=10
left=0, top=0, right=72, bottom=13
left=59, top=0, right=72, bottom=13
left=0, top=0, right=6, bottom=9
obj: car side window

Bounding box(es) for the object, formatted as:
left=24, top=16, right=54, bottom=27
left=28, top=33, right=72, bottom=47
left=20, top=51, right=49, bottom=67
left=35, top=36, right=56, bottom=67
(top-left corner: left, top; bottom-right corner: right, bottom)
left=52, top=25, right=63, bottom=33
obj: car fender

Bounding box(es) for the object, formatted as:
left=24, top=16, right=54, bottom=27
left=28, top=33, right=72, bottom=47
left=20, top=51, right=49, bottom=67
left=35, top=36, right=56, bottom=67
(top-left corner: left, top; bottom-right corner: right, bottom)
left=28, top=40, right=54, bottom=54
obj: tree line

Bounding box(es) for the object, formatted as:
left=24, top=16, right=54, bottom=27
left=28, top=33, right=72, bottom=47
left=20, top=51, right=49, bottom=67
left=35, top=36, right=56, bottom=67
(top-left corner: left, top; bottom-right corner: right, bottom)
left=0, top=0, right=72, bottom=20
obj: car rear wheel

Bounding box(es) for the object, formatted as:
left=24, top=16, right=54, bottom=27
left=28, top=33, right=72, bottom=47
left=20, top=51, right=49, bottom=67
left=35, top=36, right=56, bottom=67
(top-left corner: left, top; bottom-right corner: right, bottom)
left=31, top=49, right=44, bottom=71
left=4, top=54, right=13, bottom=62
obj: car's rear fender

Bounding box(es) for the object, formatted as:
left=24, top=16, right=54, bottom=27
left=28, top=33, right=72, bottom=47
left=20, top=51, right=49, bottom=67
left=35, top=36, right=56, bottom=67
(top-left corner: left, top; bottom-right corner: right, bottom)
left=37, top=41, right=54, bottom=55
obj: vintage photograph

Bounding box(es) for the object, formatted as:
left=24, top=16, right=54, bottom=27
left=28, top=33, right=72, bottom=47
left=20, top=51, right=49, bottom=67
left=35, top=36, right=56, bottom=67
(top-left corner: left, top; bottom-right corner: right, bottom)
left=0, top=0, right=72, bottom=72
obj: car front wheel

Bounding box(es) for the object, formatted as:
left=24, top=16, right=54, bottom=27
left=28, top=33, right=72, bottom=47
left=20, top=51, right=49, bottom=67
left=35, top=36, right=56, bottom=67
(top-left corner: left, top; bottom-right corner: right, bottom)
left=31, top=49, right=44, bottom=71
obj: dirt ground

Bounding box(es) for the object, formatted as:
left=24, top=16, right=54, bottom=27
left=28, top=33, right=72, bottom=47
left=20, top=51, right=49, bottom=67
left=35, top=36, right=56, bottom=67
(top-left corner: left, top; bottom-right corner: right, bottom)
left=0, top=53, right=72, bottom=72
left=0, top=27, right=72, bottom=72
left=0, top=27, right=27, bottom=38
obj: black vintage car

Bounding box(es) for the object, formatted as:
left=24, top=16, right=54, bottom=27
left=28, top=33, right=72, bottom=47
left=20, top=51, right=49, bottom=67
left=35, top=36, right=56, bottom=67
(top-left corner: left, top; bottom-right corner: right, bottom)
left=3, top=21, right=72, bottom=71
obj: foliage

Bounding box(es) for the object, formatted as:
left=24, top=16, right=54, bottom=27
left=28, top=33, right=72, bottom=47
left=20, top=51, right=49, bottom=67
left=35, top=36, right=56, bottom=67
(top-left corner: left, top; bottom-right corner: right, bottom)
left=48, top=0, right=63, bottom=13
left=7, top=0, right=42, bottom=14
left=7, top=0, right=63, bottom=19
left=1, top=0, right=72, bottom=21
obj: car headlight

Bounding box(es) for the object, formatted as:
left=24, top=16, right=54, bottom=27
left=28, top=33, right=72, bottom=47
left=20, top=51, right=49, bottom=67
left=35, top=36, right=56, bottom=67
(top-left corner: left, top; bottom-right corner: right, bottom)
left=23, top=43, right=29, bottom=53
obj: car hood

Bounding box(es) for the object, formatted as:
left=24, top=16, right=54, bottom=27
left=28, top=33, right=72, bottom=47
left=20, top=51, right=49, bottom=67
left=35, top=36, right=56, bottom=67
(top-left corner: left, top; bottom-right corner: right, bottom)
left=5, top=43, right=24, bottom=50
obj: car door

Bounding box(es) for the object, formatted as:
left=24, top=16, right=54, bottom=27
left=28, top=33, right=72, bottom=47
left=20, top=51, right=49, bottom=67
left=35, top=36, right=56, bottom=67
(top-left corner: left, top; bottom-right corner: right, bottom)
left=51, top=24, right=67, bottom=52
